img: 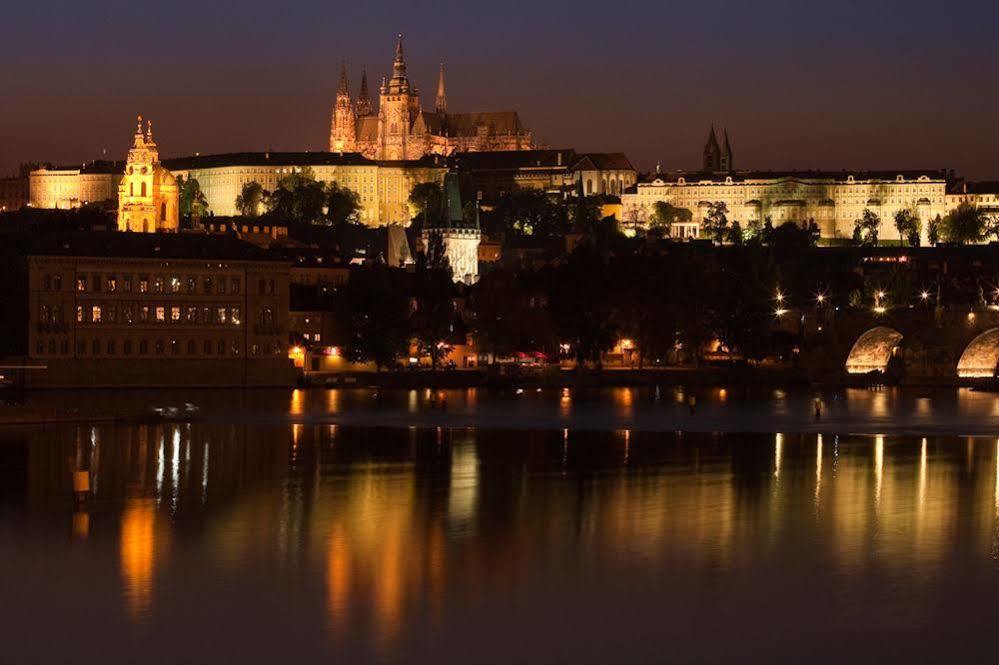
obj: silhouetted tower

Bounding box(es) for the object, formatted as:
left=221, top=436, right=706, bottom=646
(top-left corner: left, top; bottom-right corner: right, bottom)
left=703, top=125, right=721, bottom=172
left=356, top=69, right=373, bottom=117
left=330, top=63, right=356, bottom=153
left=435, top=62, right=448, bottom=114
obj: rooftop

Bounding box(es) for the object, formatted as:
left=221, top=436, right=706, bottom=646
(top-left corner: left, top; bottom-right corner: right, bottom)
left=14, top=230, right=285, bottom=262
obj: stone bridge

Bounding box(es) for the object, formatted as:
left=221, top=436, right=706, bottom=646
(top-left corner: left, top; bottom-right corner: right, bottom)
left=798, top=307, right=999, bottom=383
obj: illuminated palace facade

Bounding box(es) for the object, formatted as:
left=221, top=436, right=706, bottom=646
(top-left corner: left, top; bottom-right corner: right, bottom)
left=621, top=129, right=953, bottom=243
left=330, top=37, right=534, bottom=160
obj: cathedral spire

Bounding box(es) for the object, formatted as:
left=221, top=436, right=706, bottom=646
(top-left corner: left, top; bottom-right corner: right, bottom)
left=435, top=61, right=447, bottom=114
left=357, top=69, right=372, bottom=116
left=337, top=62, right=350, bottom=96
left=393, top=34, right=407, bottom=81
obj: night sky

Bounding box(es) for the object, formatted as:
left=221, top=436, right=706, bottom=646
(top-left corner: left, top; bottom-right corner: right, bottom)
left=3, top=0, right=998, bottom=178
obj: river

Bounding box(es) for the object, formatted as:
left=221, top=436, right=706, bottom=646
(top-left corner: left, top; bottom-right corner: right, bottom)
left=2, top=387, right=999, bottom=663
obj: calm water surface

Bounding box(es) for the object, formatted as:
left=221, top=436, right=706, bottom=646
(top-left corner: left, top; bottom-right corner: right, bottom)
left=4, top=388, right=999, bottom=663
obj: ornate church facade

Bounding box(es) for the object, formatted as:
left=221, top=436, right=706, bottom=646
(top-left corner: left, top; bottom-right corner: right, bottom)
left=330, top=37, right=535, bottom=161
left=117, top=117, right=179, bottom=233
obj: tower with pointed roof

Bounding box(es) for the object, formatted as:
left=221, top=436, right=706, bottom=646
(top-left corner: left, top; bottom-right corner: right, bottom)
left=356, top=69, right=373, bottom=117
left=435, top=62, right=447, bottom=115
left=703, top=126, right=721, bottom=172
left=720, top=129, right=734, bottom=172
left=422, top=171, right=480, bottom=284
left=330, top=64, right=357, bottom=153
left=118, top=116, right=178, bottom=232
left=377, top=35, right=422, bottom=160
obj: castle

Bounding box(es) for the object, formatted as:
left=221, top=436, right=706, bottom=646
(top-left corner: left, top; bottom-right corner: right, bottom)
left=330, top=36, right=535, bottom=160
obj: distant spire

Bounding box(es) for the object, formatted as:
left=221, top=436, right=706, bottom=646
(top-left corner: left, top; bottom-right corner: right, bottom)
left=357, top=69, right=372, bottom=116
left=337, top=62, right=350, bottom=96
left=145, top=118, right=157, bottom=149
left=133, top=114, right=145, bottom=146
left=435, top=61, right=447, bottom=114
left=393, top=33, right=407, bottom=80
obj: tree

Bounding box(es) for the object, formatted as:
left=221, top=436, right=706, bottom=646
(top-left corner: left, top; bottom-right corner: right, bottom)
left=235, top=181, right=266, bottom=217
left=702, top=202, right=729, bottom=243
left=343, top=264, right=411, bottom=370
left=266, top=168, right=327, bottom=224
left=852, top=209, right=880, bottom=246
left=177, top=176, right=209, bottom=218
left=649, top=201, right=693, bottom=238
left=928, top=214, right=941, bottom=246
left=408, top=181, right=443, bottom=226
left=493, top=189, right=571, bottom=239
left=942, top=203, right=986, bottom=245
left=725, top=220, right=744, bottom=245
left=325, top=182, right=361, bottom=226
left=547, top=241, right=617, bottom=368
left=893, top=209, right=920, bottom=247
left=471, top=264, right=533, bottom=362
left=411, top=232, right=456, bottom=370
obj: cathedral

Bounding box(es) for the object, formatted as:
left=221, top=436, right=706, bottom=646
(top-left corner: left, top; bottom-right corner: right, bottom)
left=330, top=36, right=535, bottom=161
left=117, top=116, right=179, bottom=233
left=703, top=126, right=734, bottom=173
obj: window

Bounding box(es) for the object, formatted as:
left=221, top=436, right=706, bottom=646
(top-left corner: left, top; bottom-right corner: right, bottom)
left=170, top=277, right=181, bottom=293
left=171, top=339, right=179, bottom=355
left=61, top=340, right=69, bottom=355
left=204, top=340, right=213, bottom=355
left=107, top=340, right=116, bottom=355
left=76, top=305, right=84, bottom=323
left=36, top=341, right=44, bottom=356
left=231, top=340, right=240, bottom=356
left=231, top=307, right=241, bottom=325
left=123, top=276, right=132, bottom=293
left=77, top=340, right=86, bottom=355
left=203, top=278, right=213, bottom=294
left=40, top=304, right=49, bottom=322
left=217, top=340, right=226, bottom=355
left=171, top=306, right=181, bottom=323
left=139, top=277, right=149, bottom=293
left=314, top=333, right=321, bottom=343
left=186, top=277, right=197, bottom=293
left=92, top=340, right=101, bottom=355
left=107, top=305, right=117, bottom=323
left=187, top=339, right=196, bottom=355
left=154, top=277, right=164, bottom=293
left=53, top=275, right=62, bottom=291
left=218, top=278, right=226, bottom=295
left=139, top=340, right=148, bottom=355
left=217, top=307, right=227, bottom=324
left=48, top=340, right=56, bottom=355
left=201, top=306, right=211, bottom=324
left=107, top=276, right=117, bottom=293
left=124, top=340, right=133, bottom=355
left=186, top=306, right=197, bottom=323
left=124, top=305, right=134, bottom=324
left=141, top=182, right=147, bottom=197
left=91, top=306, right=102, bottom=323
left=43, top=274, right=51, bottom=291
left=76, top=276, right=87, bottom=292
left=155, top=340, right=164, bottom=355
left=155, top=307, right=165, bottom=323
left=231, top=278, right=241, bottom=294
left=92, top=274, right=101, bottom=292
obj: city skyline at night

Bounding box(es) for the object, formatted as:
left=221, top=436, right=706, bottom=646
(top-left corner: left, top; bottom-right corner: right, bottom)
left=3, top=0, right=999, bottom=177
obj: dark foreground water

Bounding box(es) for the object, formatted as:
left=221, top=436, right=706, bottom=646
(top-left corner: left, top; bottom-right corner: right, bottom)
left=4, top=389, right=999, bottom=663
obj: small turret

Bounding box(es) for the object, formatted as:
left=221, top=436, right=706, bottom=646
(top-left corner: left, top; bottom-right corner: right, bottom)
left=435, top=62, right=447, bottom=115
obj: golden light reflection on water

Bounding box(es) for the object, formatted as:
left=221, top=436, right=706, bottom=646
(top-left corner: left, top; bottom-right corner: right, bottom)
left=120, top=499, right=164, bottom=620
left=25, top=422, right=999, bottom=644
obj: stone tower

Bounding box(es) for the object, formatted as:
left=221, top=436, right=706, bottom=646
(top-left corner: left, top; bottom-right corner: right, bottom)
left=435, top=62, right=447, bottom=114
left=703, top=126, right=721, bottom=172
left=422, top=171, right=480, bottom=284
left=378, top=35, right=421, bottom=160
left=118, top=116, right=178, bottom=233
left=356, top=69, right=373, bottom=117
left=330, top=64, right=357, bottom=153
left=720, top=129, right=734, bottom=172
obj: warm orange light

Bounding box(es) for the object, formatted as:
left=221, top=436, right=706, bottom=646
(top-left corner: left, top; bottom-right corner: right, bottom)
left=289, top=345, right=306, bottom=368
left=619, top=338, right=635, bottom=350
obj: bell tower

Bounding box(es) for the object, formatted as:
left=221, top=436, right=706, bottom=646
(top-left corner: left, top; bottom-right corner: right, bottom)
left=330, top=64, right=356, bottom=153
left=378, top=35, right=417, bottom=160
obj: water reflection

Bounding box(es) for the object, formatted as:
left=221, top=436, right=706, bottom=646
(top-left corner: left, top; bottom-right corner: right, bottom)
left=6, top=424, right=999, bottom=661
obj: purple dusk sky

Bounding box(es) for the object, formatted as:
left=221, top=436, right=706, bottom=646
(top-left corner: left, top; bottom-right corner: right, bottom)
left=2, top=0, right=997, bottom=178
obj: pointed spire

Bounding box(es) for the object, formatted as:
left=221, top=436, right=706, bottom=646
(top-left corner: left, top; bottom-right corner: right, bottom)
left=357, top=68, right=372, bottom=116
left=392, top=33, right=407, bottom=81
left=706, top=125, right=719, bottom=149
left=435, top=61, right=447, bottom=114
left=133, top=114, right=145, bottom=147
left=337, top=61, right=350, bottom=96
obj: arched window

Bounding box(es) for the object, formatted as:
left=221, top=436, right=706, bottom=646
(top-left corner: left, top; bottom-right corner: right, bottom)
left=141, top=182, right=147, bottom=197
left=586, top=179, right=592, bottom=194
left=129, top=183, right=134, bottom=197
left=161, top=202, right=166, bottom=221
left=142, top=219, right=149, bottom=233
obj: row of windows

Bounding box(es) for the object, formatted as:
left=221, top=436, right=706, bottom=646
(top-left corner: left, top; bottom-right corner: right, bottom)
left=42, top=272, right=248, bottom=296
left=69, top=303, right=243, bottom=326
left=34, top=338, right=285, bottom=357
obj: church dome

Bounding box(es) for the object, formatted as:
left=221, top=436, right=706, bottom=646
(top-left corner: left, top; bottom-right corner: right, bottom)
left=154, top=165, right=177, bottom=190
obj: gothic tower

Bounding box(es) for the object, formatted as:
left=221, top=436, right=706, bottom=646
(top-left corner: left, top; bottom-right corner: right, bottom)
left=435, top=62, right=447, bottom=114
left=703, top=126, right=721, bottom=172
left=330, top=64, right=357, bottom=153
left=720, top=129, right=734, bottom=172
left=378, top=35, right=420, bottom=160
left=118, top=116, right=179, bottom=233
left=356, top=69, right=373, bottom=117
left=422, top=171, right=480, bottom=284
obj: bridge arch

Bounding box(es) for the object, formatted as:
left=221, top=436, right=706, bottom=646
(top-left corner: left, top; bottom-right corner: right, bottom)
left=845, top=326, right=904, bottom=374
left=957, top=328, right=999, bottom=378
